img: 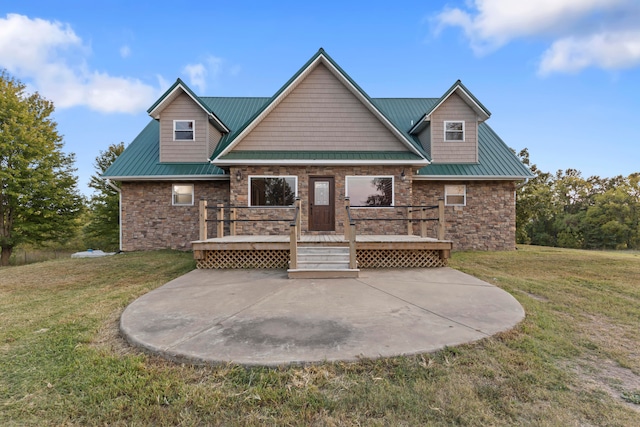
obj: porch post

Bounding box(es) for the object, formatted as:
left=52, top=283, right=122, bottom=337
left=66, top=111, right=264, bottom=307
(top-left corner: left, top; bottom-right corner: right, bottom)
left=230, top=208, right=237, bottom=236
left=420, top=207, right=427, bottom=238
left=438, top=199, right=446, bottom=240
left=217, top=203, right=225, bottom=238
left=349, top=222, right=357, bottom=269
left=290, top=222, right=297, bottom=270
left=295, top=197, right=301, bottom=241
left=199, top=198, right=208, bottom=240
left=344, top=197, right=351, bottom=241
left=407, top=206, right=413, bottom=236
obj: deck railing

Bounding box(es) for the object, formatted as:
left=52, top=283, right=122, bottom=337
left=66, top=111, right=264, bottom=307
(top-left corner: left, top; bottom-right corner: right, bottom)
left=199, top=198, right=446, bottom=243
left=198, top=198, right=301, bottom=241
left=289, top=199, right=301, bottom=269
left=344, top=199, right=446, bottom=240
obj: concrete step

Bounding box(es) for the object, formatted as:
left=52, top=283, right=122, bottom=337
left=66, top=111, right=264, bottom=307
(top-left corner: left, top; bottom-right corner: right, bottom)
left=287, top=269, right=360, bottom=279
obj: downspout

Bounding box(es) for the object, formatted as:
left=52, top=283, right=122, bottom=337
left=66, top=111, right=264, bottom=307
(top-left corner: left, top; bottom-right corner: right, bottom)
left=105, top=179, right=122, bottom=252
left=515, top=178, right=530, bottom=190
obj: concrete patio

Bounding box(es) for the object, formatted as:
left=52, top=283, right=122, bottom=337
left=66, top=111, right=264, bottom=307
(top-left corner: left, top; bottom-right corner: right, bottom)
left=120, top=268, right=524, bottom=366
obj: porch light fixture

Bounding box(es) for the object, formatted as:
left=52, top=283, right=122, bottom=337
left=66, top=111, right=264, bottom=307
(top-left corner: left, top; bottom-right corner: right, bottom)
left=400, top=170, right=406, bottom=182
left=235, top=170, right=242, bottom=181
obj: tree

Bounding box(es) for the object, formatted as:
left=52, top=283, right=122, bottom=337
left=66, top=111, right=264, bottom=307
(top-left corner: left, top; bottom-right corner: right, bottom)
left=0, top=71, right=83, bottom=266
left=83, top=142, right=125, bottom=251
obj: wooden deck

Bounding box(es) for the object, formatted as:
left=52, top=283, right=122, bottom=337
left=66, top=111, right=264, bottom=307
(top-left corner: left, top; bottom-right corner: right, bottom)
left=192, top=234, right=453, bottom=269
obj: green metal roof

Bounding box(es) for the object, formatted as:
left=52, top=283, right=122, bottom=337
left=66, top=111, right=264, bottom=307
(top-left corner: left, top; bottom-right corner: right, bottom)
left=105, top=49, right=531, bottom=180
left=416, top=123, right=534, bottom=178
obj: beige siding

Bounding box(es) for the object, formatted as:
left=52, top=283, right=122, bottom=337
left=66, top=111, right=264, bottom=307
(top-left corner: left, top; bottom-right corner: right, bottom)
left=208, top=124, right=222, bottom=157
left=234, top=63, right=408, bottom=152
left=430, top=93, right=478, bottom=163
left=159, top=93, right=210, bottom=162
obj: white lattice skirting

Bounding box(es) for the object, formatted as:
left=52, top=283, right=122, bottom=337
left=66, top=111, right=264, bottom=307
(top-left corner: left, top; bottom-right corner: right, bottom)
left=195, top=249, right=447, bottom=269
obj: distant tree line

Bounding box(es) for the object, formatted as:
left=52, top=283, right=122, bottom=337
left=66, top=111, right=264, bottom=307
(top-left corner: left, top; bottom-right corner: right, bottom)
left=516, top=149, right=640, bottom=250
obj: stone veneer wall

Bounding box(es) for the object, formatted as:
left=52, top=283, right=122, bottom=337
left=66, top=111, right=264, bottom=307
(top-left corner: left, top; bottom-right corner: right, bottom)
left=121, top=181, right=229, bottom=251
left=412, top=180, right=517, bottom=250
left=229, top=165, right=412, bottom=236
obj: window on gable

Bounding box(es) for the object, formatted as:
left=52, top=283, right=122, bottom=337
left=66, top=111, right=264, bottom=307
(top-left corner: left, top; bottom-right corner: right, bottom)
left=172, top=184, right=194, bottom=206
left=444, top=121, right=464, bottom=141
left=346, top=176, right=394, bottom=207
left=445, top=184, right=466, bottom=206
left=174, top=120, right=194, bottom=140
left=249, top=176, right=297, bottom=206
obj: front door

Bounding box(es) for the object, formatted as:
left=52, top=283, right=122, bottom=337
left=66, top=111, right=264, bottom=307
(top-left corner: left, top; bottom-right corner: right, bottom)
left=309, top=176, right=335, bottom=231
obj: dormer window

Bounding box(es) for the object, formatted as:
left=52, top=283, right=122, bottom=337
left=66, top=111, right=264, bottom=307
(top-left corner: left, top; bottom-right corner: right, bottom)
left=174, top=120, right=194, bottom=141
left=444, top=121, right=464, bottom=141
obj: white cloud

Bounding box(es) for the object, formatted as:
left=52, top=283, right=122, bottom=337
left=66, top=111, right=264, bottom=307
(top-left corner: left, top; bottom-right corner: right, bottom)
left=539, top=30, right=640, bottom=75
left=433, top=0, right=640, bottom=74
left=120, top=45, right=131, bottom=58
left=183, top=63, right=207, bottom=92
left=182, top=55, right=224, bottom=93
left=0, top=13, right=160, bottom=113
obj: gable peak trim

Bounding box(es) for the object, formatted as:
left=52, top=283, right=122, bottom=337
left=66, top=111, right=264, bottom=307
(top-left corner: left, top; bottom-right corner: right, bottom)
left=409, top=80, right=491, bottom=135
left=147, top=78, right=229, bottom=133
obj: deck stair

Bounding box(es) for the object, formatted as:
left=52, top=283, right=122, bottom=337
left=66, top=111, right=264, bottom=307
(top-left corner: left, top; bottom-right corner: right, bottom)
left=288, top=246, right=359, bottom=279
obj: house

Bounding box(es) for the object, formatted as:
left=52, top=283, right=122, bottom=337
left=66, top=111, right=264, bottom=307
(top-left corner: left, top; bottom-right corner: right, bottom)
left=103, top=48, right=532, bottom=270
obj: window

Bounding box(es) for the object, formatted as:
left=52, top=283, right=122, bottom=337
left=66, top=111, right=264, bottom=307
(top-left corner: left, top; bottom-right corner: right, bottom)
left=444, top=121, right=464, bottom=141
left=172, top=184, right=194, bottom=206
left=346, top=176, right=394, bottom=207
left=445, top=185, right=466, bottom=206
left=249, top=176, right=297, bottom=206
left=174, top=120, right=194, bottom=140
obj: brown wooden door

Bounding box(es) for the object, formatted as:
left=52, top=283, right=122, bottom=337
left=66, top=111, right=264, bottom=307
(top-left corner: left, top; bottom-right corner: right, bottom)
left=309, top=177, right=335, bottom=231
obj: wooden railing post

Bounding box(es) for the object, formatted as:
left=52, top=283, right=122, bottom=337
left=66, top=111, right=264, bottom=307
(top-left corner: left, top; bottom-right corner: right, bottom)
left=438, top=199, right=446, bottom=240
left=420, top=207, right=427, bottom=238
left=217, top=203, right=225, bottom=238
left=349, top=222, right=357, bottom=270
left=344, top=197, right=351, bottom=241
left=407, top=206, right=413, bottom=236
left=295, top=197, right=301, bottom=241
left=199, top=198, right=208, bottom=240
left=230, top=207, right=237, bottom=236
left=290, top=220, right=298, bottom=270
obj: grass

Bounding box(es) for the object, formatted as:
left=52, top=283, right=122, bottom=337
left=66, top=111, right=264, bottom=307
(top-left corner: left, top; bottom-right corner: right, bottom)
left=1, top=246, right=639, bottom=425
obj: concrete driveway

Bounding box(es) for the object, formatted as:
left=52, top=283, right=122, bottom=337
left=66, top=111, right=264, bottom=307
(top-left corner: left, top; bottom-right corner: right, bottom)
left=120, top=268, right=524, bottom=366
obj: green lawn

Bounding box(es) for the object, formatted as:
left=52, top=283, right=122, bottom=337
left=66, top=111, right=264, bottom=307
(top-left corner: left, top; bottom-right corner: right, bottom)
left=1, top=247, right=639, bottom=425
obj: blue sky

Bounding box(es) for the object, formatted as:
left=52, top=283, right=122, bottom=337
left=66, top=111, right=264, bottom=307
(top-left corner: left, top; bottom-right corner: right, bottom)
left=2, top=0, right=640, bottom=196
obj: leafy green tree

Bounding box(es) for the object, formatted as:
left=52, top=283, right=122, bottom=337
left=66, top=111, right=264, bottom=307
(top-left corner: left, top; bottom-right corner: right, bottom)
left=83, top=142, right=124, bottom=251
left=515, top=149, right=559, bottom=245
left=583, top=174, right=640, bottom=249
left=0, top=71, right=83, bottom=266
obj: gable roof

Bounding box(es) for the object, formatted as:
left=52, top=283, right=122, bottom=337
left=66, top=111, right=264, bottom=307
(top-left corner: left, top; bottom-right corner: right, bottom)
left=416, top=123, right=534, bottom=179
left=211, top=48, right=429, bottom=164
left=102, top=120, right=227, bottom=180
left=409, top=80, right=491, bottom=135
left=148, top=78, right=230, bottom=133
left=104, top=49, right=531, bottom=181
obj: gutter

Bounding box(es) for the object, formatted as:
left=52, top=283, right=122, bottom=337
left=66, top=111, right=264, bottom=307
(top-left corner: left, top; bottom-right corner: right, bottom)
left=105, top=178, right=123, bottom=252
